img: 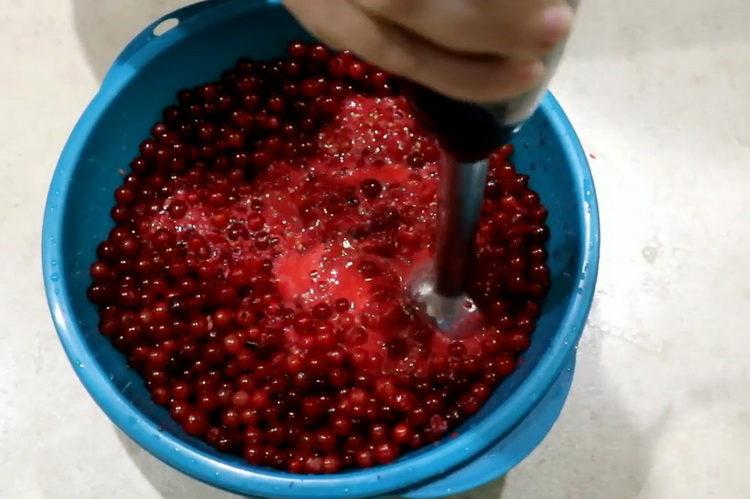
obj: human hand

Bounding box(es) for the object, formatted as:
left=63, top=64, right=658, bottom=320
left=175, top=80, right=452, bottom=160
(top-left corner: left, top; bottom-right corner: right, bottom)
left=283, top=0, right=575, bottom=103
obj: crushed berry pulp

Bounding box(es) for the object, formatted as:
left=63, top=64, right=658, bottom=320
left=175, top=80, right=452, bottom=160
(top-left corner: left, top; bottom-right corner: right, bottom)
left=87, top=42, right=551, bottom=474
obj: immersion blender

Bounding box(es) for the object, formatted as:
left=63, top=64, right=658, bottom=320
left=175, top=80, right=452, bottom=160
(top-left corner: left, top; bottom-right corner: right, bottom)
left=409, top=4, right=576, bottom=334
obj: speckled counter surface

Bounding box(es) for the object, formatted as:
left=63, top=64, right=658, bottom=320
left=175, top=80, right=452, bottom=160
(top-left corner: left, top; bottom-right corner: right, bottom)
left=1, top=1, right=748, bottom=497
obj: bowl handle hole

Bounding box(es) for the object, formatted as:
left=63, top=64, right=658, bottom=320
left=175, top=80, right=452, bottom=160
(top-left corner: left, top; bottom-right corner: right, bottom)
left=153, top=18, right=179, bottom=36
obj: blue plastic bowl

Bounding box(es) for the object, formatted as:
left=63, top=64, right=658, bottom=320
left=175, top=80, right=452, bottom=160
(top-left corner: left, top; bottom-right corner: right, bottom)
left=42, top=0, right=599, bottom=496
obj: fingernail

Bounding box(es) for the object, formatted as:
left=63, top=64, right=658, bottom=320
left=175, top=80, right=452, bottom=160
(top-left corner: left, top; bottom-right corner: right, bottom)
left=540, top=5, right=574, bottom=43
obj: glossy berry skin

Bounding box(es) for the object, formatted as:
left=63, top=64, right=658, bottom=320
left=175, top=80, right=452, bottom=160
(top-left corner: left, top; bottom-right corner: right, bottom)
left=87, top=42, right=550, bottom=474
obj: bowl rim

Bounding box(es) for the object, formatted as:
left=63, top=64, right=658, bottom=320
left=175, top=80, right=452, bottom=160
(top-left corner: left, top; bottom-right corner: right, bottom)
left=41, top=1, right=600, bottom=496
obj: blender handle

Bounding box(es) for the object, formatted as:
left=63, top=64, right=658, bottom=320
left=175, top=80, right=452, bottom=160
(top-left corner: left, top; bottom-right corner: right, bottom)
left=408, top=0, right=578, bottom=162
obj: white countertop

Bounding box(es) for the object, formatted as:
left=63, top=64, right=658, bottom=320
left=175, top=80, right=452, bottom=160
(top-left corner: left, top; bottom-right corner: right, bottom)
left=1, top=1, right=748, bottom=497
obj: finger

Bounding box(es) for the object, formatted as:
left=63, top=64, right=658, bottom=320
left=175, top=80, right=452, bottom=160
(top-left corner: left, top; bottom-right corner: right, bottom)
left=284, top=0, right=544, bottom=102
left=352, top=0, right=574, bottom=59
